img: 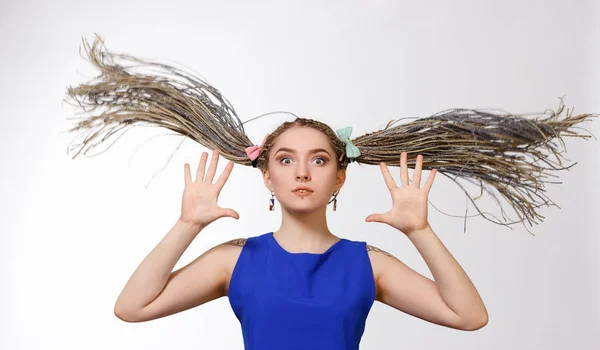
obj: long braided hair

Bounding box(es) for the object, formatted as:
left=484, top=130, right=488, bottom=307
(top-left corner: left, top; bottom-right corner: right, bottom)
left=64, top=34, right=598, bottom=234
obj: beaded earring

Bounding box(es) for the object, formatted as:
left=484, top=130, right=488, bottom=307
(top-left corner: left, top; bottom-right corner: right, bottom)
left=269, top=191, right=275, bottom=211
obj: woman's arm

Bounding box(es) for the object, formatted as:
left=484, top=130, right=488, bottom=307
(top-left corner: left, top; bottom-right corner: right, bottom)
left=366, top=152, right=487, bottom=330
left=113, top=219, right=206, bottom=320
left=408, top=224, right=488, bottom=326
left=113, top=150, right=239, bottom=322
left=370, top=224, right=488, bottom=331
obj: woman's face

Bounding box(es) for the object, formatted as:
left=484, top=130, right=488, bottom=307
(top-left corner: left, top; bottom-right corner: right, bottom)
left=262, top=126, right=345, bottom=213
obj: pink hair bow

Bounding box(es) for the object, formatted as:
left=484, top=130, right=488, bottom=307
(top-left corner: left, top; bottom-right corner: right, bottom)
left=245, top=134, right=270, bottom=161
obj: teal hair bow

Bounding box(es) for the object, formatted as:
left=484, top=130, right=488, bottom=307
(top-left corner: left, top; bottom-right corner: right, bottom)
left=336, top=126, right=361, bottom=159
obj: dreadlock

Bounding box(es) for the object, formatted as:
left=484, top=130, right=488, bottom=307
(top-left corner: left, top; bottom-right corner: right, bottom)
left=65, top=34, right=598, bottom=234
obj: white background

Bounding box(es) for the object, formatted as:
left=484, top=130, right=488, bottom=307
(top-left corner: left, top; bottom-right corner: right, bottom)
left=1, top=0, right=599, bottom=349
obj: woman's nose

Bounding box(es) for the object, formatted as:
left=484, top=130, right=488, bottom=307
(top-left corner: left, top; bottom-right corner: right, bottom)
left=296, top=175, right=309, bottom=182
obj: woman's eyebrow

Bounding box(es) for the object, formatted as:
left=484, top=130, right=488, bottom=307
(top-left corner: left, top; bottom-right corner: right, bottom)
left=274, top=147, right=331, bottom=156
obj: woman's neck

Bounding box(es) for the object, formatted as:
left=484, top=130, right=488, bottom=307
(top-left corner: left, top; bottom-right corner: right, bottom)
left=273, top=207, right=339, bottom=252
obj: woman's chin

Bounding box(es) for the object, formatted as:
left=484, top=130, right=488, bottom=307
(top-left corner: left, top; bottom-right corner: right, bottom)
left=281, top=201, right=326, bottom=213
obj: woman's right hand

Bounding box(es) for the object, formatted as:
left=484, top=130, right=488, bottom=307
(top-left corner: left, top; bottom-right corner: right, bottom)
left=179, top=149, right=239, bottom=228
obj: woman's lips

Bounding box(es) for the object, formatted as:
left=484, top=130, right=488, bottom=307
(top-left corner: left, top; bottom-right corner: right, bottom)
left=293, top=190, right=313, bottom=197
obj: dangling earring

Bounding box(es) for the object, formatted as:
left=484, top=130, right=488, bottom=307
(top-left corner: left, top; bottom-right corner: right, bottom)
left=269, top=191, right=275, bottom=211
left=332, top=190, right=338, bottom=211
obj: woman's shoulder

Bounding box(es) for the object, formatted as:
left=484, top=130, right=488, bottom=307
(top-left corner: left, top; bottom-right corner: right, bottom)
left=219, top=232, right=270, bottom=249
left=217, top=237, right=247, bottom=296
left=223, top=237, right=248, bottom=248
left=341, top=236, right=393, bottom=256
left=341, top=237, right=387, bottom=253
left=218, top=233, right=270, bottom=295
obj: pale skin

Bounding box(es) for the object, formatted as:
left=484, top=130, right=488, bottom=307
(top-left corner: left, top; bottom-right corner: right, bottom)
left=113, top=126, right=488, bottom=332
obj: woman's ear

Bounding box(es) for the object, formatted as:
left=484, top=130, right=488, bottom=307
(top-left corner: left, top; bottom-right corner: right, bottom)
left=335, top=169, right=346, bottom=190
left=262, top=169, right=273, bottom=192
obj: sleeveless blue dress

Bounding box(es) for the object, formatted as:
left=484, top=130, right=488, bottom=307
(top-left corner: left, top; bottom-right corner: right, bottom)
left=228, top=231, right=376, bottom=350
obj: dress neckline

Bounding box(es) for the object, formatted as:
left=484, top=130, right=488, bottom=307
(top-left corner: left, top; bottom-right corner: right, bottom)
left=267, top=231, right=345, bottom=256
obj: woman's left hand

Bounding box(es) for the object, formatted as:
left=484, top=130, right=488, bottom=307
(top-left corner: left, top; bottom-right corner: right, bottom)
left=365, top=152, right=437, bottom=236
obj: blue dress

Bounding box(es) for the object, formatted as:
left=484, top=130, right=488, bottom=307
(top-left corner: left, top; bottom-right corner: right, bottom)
left=228, top=231, right=376, bottom=350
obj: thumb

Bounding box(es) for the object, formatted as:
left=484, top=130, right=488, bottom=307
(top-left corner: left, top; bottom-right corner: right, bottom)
left=365, top=213, right=385, bottom=223
left=221, top=208, right=240, bottom=220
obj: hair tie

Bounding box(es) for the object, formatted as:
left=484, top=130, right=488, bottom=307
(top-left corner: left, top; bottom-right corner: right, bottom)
left=245, top=133, right=270, bottom=167
left=336, top=126, right=361, bottom=161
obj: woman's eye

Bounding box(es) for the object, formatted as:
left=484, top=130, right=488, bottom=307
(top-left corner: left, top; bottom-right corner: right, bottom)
left=279, top=157, right=327, bottom=165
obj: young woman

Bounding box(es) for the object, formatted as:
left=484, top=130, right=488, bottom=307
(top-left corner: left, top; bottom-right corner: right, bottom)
left=111, top=121, right=487, bottom=349
left=66, top=35, right=595, bottom=349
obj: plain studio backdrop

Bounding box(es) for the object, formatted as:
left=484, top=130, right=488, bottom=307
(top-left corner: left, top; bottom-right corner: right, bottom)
left=1, top=0, right=599, bottom=349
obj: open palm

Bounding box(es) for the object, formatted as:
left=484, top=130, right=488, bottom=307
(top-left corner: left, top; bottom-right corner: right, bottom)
left=365, top=152, right=437, bottom=235
left=180, top=150, right=239, bottom=228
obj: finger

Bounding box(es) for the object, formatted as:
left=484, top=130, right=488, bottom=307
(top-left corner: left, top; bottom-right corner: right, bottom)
left=204, top=149, right=220, bottom=183
left=423, top=168, right=437, bottom=195
left=196, top=152, right=208, bottom=183
left=215, top=160, right=234, bottom=193
left=400, top=152, right=409, bottom=187
left=184, top=163, right=192, bottom=185
left=379, top=162, right=397, bottom=191
left=365, top=213, right=385, bottom=223
left=413, top=154, right=423, bottom=188
left=222, top=208, right=240, bottom=220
